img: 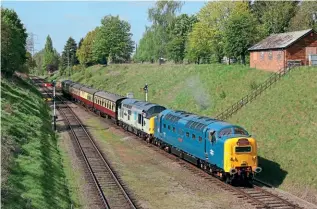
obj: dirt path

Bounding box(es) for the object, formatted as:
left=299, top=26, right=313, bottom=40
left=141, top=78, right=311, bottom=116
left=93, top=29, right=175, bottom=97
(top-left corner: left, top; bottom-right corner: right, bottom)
left=67, top=102, right=254, bottom=209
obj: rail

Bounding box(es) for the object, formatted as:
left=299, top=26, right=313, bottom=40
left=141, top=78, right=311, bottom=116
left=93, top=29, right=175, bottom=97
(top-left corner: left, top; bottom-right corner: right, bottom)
left=215, top=64, right=298, bottom=121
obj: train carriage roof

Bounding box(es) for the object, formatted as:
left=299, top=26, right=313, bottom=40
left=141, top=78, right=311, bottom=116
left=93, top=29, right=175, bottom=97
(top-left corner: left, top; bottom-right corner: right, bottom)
left=80, top=86, right=99, bottom=94
left=71, top=83, right=84, bottom=89
left=95, top=91, right=126, bottom=102
left=121, top=99, right=166, bottom=119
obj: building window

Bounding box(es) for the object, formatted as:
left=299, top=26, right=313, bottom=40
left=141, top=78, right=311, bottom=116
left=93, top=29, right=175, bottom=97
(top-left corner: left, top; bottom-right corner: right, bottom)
left=277, top=51, right=282, bottom=60
left=268, top=51, right=273, bottom=60
left=260, top=52, right=265, bottom=60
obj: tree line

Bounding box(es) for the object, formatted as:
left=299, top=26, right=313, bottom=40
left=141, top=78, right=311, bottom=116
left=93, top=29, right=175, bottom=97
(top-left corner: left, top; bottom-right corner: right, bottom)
left=134, top=1, right=317, bottom=64
left=32, top=15, right=134, bottom=76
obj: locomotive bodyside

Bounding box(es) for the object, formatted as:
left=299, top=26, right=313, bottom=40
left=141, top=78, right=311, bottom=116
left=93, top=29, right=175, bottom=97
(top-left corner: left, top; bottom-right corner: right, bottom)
left=154, top=109, right=261, bottom=183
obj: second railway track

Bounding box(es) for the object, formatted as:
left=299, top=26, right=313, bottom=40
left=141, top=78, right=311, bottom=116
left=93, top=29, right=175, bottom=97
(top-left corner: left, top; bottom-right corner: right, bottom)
left=34, top=77, right=139, bottom=209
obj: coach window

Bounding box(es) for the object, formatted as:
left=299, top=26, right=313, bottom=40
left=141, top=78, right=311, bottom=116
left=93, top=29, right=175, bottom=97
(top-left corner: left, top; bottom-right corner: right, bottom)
left=192, top=134, right=196, bottom=139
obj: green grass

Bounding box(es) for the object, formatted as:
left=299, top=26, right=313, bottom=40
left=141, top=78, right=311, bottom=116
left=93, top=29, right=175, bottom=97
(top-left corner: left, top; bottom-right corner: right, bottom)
left=1, top=75, right=72, bottom=209
left=229, top=67, right=317, bottom=192
left=58, top=63, right=270, bottom=116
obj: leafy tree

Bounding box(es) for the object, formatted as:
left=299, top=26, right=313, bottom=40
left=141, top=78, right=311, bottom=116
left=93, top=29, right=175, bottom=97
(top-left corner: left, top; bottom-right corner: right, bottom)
left=93, top=15, right=134, bottom=64
left=167, top=14, right=197, bottom=63
left=224, top=2, right=258, bottom=65
left=42, top=35, right=59, bottom=74
left=251, top=1, right=299, bottom=35
left=77, top=28, right=99, bottom=66
left=147, top=1, right=184, bottom=59
left=60, top=37, right=78, bottom=70
left=133, top=27, right=158, bottom=62
left=186, top=1, right=236, bottom=63
left=1, top=8, right=27, bottom=75
left=289, top=1, right=317, bottom=31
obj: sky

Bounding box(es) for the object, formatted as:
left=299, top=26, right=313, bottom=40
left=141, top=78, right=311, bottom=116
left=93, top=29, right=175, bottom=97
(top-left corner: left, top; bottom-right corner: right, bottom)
left=2, top=1, right=207, bottom=54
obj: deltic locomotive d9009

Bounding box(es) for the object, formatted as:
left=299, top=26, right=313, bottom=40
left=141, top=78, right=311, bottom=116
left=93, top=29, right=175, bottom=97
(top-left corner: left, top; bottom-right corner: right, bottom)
left=61, top=79, right=262, bottom=184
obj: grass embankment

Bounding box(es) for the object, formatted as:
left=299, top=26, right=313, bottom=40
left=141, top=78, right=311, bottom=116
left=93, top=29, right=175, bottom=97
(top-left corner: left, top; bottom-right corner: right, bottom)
left=229, top=67, right=317, bottom=195
left=56, top=63, right=270, bottom=116
left=1, top=75, right=75, bottom=208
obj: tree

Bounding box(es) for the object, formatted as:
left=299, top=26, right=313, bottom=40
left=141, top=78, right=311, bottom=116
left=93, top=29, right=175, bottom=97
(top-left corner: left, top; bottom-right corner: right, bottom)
left=224, top=2, right=258, bottom=65
left=186, top=1, right=236, bottom=63
left=147, top=1, right=184, bottom=59
left=133, top=27, right=158, bottom=62
left=167, top=14, right=197, bottom=63
left=42, top=35, right=59, bottom=74
left=1, top=8, right=27, bottom=75
left=61, top=37, right=78, bottom=70
left=251, top=1, right=299, bottom=35
left=77, top=28, right=99, bottom=66
left=289, top=1, right=317, bottom=31
left=93, top=15, right=134, bottom=64
left=78, top=37, right=84, bottom=49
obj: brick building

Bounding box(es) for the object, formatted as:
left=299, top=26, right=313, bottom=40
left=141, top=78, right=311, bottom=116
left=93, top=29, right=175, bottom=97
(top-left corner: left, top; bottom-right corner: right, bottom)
left=248, top=28, right=317, bottom=72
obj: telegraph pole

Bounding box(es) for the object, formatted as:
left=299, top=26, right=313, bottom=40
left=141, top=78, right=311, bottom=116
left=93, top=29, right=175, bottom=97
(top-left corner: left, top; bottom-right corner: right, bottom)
left=52, top=80, right=57, bottom=131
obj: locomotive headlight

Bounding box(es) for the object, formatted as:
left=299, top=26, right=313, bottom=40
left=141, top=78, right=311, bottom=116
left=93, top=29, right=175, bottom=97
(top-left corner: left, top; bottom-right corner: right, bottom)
left=253, top=156, right=257, bottom=160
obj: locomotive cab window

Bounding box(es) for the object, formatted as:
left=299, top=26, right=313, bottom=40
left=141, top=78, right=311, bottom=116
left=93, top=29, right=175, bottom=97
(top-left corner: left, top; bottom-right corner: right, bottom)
left=163, top=124, right=166, bottom=128
left=138, top=114, right=141, bottom=124
left=192, top=134, right=196, bottom=139
left=235, top=146, right=251, bottom=153
left=168, top=125, right=171, bottom=130
left=218, top=128, right=233, bottom=138
left=186, top=132, right=189, bottom=137
left=234, top=127, right=248, bottom=136
left=172, top=127, right=176, bottom=132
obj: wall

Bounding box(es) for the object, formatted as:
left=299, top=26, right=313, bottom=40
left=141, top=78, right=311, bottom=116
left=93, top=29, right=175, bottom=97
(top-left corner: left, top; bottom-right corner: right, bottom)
left=250, top=50, right=285, bottom=72
left=286, top=31, right=317, bottom=66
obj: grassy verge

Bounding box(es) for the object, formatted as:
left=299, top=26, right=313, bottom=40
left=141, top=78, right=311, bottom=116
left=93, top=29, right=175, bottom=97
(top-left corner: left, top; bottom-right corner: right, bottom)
left=56, top=63, right=270, bottom=116
left=1, top=75, right=72, bottom=208
left=229, top=67, right=317, bottom=193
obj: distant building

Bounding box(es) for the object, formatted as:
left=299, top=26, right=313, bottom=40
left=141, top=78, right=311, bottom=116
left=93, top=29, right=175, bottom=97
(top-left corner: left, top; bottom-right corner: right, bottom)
left=248, top=29, right=317, bottom=72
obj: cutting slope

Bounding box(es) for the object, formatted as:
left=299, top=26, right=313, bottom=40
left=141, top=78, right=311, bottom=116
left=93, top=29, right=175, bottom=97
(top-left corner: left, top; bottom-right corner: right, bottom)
left=1, top=75, right=72, bottom=208
left=55, top=63, right=270, bottom=116
left=229, top=67, right=317, bottom=202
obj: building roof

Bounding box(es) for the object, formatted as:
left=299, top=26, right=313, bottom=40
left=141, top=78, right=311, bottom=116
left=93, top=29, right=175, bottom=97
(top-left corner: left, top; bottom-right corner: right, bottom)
left=248, top=28, right=313, bottom=51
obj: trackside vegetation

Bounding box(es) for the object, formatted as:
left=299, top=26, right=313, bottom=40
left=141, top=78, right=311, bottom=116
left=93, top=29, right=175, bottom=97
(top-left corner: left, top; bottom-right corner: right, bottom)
left=1, top=75, right=74, bottom=208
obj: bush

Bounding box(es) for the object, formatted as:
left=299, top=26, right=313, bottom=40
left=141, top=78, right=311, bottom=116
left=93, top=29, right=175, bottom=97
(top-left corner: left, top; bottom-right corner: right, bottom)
left=250, top=81, right=259, bottom=90
left=219, top=90, right=226, bottom=99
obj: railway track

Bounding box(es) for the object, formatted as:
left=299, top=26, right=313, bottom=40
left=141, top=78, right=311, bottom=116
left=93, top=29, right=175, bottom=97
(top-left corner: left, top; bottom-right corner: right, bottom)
left=32, top=77, right=139, bottom=209
left=32, top=77, right=304, bottom=209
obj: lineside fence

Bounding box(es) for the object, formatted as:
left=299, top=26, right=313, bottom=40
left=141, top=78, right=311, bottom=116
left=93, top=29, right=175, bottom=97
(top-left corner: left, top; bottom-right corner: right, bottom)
left=215, top=63, right=300, bottom=121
